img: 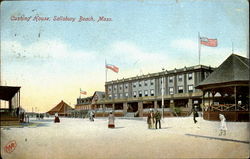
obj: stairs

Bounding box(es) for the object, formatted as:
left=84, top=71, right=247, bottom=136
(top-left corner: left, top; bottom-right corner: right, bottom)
left=125, top=112, right=135, bottom=117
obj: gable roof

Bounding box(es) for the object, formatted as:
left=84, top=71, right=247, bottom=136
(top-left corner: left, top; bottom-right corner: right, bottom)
left=91, top=91, right=105, bottom=102
left=196, top=54, right=249, bottom=89
left=47, top=100, right=73, bottom=114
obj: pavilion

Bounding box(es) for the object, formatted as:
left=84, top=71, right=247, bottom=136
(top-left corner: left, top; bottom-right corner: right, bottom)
left=47, top=100, right=73, bottom=116
left=196, top=54, right=249, bottom=121
left=0, top=86, right=21, bottom=125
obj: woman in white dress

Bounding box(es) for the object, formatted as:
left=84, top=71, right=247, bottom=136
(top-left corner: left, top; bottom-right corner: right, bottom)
left=219, top=114, right=227, bottom=136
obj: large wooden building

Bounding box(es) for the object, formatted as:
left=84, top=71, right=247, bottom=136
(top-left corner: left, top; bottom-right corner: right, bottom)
left=76, top=65, right=214, bottom=117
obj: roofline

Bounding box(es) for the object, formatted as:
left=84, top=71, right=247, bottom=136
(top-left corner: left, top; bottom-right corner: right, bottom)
left=105, top=64, right=215, bottom=85
left=195, top=80, right=249, bottom=90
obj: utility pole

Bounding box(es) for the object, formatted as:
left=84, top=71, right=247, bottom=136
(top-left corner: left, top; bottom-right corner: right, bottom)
left=161, top=68, right=165, bottom=118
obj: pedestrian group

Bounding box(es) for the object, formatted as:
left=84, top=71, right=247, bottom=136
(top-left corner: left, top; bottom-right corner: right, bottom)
left=147, top=109, right=162, bottom=129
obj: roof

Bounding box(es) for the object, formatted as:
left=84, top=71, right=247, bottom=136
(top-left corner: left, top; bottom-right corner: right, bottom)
left=106, top=65, right=214, bottom=85
left=47, top=100, right=73, bottom=114
left=91, top=91, right=105, bottom=102
left=196, top=54, right=249, bottom=89
left=0, top=86, right=21, bottom=101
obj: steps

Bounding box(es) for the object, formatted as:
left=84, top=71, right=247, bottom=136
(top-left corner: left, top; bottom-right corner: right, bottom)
left=125, top=112, right=135, bottom=117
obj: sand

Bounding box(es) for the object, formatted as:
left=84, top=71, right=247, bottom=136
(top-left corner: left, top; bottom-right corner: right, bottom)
left=1, top=117, right=249, bottom=159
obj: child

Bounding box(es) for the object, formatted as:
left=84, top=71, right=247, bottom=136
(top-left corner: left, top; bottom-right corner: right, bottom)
left=219, top=114, right=227, bottom=136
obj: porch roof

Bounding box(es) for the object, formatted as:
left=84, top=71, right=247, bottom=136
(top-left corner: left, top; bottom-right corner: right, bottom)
left=0, top=86, right=21, bottom=101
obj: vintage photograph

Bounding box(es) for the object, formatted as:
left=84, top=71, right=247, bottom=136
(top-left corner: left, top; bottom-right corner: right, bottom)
left=0, top=0, right=249, bottom=158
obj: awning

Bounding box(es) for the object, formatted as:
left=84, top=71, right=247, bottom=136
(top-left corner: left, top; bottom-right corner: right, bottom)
left=0, top=86, right=21, bottom=101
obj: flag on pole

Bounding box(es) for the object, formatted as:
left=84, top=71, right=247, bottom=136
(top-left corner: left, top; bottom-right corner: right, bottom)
left=106, top=64, right=119, bottom=73
left=80, top=89, right=87, bottom=95
left=200, top=37, right=218, bottom=47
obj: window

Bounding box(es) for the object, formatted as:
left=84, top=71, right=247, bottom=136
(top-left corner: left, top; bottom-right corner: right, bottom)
left=133, top=82, right=136, bottom=88
left=188, top=73, right=193, bottom=80
left=125, top=83, right=128, bottom=89
left=139, top=81, right=142, bottom=87
left=125, top=92, right=129, bottom=97
left=169, top=76, right=173, bottom=83
left=178, top=75, right=182, bottom=82
left=150, top=80, right=154, bottom=85
left=150, top=89, right=154, bottom=96
left=169, top=87, right=174, bottom=95
left=178, top=86, right=184, bottom=93
left=133, top=91, right=137, bottom=97
left=108, top=94, right=112, bottom=99
left=205, top=72, right=209, bottom=78
left=114, top=94, right=117, bottom=98
left=119, top=85, right=122, bottom=90
left=108, top=87, right=112, bottom=92
left=114, top=85, right=117, bottom=91
left=188, top=85, right=193, bottom=92
left=139, top=90, right=142, bottom=97
left=144, top=80, right=148, bottom=86
left=120, top=93, right=123, bottom=98
left=144, top=90, right=148, bottom=96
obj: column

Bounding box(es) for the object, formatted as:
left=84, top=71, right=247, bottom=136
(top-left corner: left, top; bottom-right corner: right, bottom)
left=112, top=103, right=115, bottom=110
left=138, top=102, right=143, bottom=117
left=154, top=100, right=158, bottom=109
left=9, top=100, right=12, bottom=112
left=123, top=102, right=128, bottom=115
left=188, top=98, right=193, bottom=109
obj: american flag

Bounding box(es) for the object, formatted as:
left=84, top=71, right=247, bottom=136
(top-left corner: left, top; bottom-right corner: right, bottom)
left=200, top=37, right=218, bottom=47
left=106, top=64, right=119, bottom=73
left=80, top=89, right=87, bottom=95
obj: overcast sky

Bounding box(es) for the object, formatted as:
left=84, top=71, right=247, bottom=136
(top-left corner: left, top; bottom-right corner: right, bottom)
left=1, top=0, right=248, bottom=112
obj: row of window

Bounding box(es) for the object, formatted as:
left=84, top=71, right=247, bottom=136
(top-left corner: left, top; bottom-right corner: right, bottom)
left=168, top=73, right=193, bottom=83
left=108, top=73, right=193, bottom=92
left=108, top=85, right=194, bottom=99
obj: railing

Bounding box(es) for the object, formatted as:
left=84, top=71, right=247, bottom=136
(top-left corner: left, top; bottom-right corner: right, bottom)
left=206, top=104, right=249, bottom=111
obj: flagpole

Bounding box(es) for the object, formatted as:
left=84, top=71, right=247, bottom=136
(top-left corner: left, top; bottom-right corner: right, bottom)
left=198, top=32, right=201, bottom=65
left=105, top=59, right=107, bottom=82
left=80, top=88, right=81, bottom=99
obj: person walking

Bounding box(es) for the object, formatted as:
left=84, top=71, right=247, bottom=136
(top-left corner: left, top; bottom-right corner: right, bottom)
left=108, top=111, right=115, bottom=128
left=147, top=109, right=155, bottom=129
left=219, top=114, right=227, bottom=136
left=154, top=110, right=161, bottom=129
left=89, top=111, right=94, bottom=121
left=54, top=112, right=60, bottom=123
left=193, top=106, right=198, bottom=124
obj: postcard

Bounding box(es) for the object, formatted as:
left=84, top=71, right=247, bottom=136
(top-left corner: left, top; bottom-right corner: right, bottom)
left=0, top=0, right=249, bottom=159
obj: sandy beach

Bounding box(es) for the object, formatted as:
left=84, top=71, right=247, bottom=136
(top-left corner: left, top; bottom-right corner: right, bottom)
left=1, top=117, right=249, bottom=159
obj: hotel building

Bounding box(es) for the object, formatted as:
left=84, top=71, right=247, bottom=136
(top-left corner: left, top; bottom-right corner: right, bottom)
left=99, top=65, right=214, bottom=117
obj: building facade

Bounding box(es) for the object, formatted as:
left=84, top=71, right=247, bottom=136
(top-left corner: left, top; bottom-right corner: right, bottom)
left=75, top=97, right=92, bottom=110
left=100, top=65, right=214, bottom=117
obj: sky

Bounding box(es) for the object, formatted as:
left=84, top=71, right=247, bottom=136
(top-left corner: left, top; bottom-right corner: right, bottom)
left=0, top=0, right=249, bottom=112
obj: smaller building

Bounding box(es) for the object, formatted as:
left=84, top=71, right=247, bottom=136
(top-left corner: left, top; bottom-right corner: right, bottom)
left=47, top=100, right=73, bottom=116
